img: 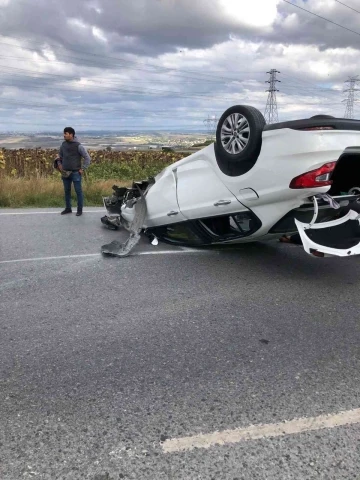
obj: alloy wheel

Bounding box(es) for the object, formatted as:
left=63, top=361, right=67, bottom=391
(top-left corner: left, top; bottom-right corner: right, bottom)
left=220, top=113, right=250, bottom=154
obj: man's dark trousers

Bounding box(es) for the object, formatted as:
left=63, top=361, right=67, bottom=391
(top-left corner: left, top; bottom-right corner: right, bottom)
left=62, top=171, right=83, bottom=210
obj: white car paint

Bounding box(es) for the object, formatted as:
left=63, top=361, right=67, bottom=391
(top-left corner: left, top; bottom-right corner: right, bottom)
left=139, top=128, right=360, bottom=240
left=111, top=119, right=360, bottom=257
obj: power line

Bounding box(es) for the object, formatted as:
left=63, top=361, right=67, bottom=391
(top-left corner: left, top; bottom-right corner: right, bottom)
left=0, top=119, right=208, bottom=128
left=0, top=58, right=341, bottom=103
left=0, top=38, right=348, bottom=105
left=334, top=0, right=360, bottom=15
left=281, top=72, right=340, bottom=94
left=0, top=63, right=258, bottom=102
left=0, top=34, right=349, bottom=124
left=0, top=69, right=248, bottom=102
left=0, top=65, right=342, bottom=111
left=283, top=0, right=360, bottom=37
left=0, top=39, right=307, bottom=94
left=0, top=50, right=344, bottom=106
left=280, top=84, right=339, bottom=99
left=0, top=98, right=228, bottom=118
left=0, top=53, right=342, bottom=100
left=0, top=79, right=341, bottom=111
left=0, top=36, right=256, bottom=85
left=0, top=54, right=240, bottom=87
left=0, top=59, right=234, bottom=84
left=0, top=40, right=344, bottom=95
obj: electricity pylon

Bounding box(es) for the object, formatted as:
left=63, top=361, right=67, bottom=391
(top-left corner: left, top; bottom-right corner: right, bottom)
left=203, top=115, right=217, bottom=139
left=264, top=69, right=280, bottom=124
left=343, top=76, right=360, bottom=119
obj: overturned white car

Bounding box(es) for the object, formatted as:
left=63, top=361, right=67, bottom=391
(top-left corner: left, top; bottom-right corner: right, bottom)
left=101, top=105, right=360, bottom=258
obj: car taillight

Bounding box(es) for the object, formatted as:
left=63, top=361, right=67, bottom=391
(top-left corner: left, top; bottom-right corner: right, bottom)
left=289, top=162, right=336, bottom=189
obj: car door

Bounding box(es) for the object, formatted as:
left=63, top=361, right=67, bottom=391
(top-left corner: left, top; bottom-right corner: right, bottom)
left=176, top=159, right=249, bottom=219
left=145, top=168, right=187, bottom=227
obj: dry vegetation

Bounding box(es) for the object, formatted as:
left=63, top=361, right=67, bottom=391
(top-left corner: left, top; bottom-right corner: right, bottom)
left=0, top=148, right=184, bottom=179
left=0, top=177, right=132, bottom=208
left=0, top=148, right=187, bottom=207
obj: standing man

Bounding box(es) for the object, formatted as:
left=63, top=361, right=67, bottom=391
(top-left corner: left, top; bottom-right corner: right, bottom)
left=58, top=127, right=91, bottom=216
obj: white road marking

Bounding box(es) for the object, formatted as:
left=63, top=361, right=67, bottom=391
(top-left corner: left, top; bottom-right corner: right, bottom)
left=0, top=248, right=210, bottom=265
left=162, top=408, right=360, bottom=453
left=0, top=210, right=104, bottom=215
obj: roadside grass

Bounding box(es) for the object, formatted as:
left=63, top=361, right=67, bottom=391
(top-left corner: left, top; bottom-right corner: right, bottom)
left=0, top=148, right=191, bottom=207
left=0, top=176, right=130, bottom=208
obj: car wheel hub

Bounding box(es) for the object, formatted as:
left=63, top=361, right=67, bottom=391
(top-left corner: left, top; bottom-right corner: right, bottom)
left=221, top=113, right=250, bottom=154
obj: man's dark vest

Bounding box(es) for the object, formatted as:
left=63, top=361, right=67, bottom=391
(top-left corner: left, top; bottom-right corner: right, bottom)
left=61, top=141, right=81, bottom=170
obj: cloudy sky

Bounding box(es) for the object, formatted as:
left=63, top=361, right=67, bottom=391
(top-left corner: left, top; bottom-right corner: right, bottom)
left=0, top=0, right=359, bottom=132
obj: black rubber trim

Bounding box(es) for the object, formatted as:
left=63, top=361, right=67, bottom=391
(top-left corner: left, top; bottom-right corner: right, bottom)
left=340, top=146, right=360, bottom=154
left=264, top=118, right=360, bottom=132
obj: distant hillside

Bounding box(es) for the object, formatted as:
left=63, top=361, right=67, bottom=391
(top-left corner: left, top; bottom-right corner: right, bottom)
left=191, top=139, right=214, bottom=148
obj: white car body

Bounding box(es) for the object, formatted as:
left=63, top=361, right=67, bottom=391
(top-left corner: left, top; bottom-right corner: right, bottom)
left=142, top=129, right=359, bottom=236
left=102, top=105, right=360, bottom=258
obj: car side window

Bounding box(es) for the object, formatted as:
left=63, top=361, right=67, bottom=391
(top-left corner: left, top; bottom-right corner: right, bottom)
left=198, top=212, right=259, bottom=238
left=232, top=213, right=254, bottom=234
left=152, top=222, right=205, bottom=245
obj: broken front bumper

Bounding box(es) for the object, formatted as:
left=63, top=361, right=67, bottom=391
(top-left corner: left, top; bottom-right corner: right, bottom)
left=101, top=190, right=148, bottom=257
left=295, top=209, right=360, bottom=257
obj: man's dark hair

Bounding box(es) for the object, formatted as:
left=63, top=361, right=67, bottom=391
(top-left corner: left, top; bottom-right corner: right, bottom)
left=64, top=127, right=75, bottom=136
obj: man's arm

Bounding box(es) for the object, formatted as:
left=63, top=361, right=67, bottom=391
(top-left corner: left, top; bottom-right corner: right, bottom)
left=57, top=146, right=63, bottom=170
left=78, top=144, right=91, bottom=170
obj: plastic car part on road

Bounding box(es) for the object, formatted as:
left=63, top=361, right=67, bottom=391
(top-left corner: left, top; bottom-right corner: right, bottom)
left=295, top=210, right=360, bottom=257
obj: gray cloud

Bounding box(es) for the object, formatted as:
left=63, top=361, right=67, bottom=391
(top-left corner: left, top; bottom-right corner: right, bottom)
left=0, top=0, right=359, bottom=132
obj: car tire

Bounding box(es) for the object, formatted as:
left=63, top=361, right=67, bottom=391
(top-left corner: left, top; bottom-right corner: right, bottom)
left=215, top=105, right=266, bottom=164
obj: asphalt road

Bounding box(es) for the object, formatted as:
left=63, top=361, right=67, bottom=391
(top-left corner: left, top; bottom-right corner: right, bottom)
left=1, top=208, right=360, bottom=480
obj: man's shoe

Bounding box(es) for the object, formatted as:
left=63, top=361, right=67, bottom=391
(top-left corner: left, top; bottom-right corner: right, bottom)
left=76, top=209, right=83, bottom=216
left=61, top=208, right=72, bottom=215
